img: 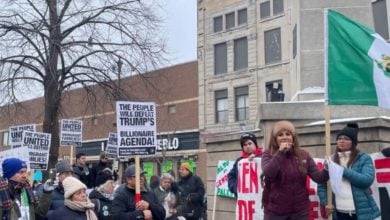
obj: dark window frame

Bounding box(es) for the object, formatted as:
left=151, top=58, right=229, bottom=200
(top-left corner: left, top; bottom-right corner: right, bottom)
left=225, top=12, right=235, bottom=30
left=235, top=86, right=249, bottom=121
left=213, top=15, right=223, bottom=33
left=234, top=37, right=248, bottom=71
left=237, top=8, right=248, bottom=26
left=215, top=89, right=228, bottom=123
left=214, top=42, right=227, bottom=75
left=264, top=27, right=282, bottom=64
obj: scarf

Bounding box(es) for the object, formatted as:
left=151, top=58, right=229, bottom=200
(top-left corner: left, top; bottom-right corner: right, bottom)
left=65, top=199, right=98, bottom=220
left=100, top=192, right=114, bottom=201
left=0, top=177, right=12, bottom=210
left=338, top=151, right=352, bottom=168
left=12, top=180, right=36, bottom=204
left=241, top=148, right=263, bottom=158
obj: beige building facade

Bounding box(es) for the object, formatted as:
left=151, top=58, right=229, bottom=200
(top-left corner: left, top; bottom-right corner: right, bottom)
left=198, top=0, right=390, bottom=219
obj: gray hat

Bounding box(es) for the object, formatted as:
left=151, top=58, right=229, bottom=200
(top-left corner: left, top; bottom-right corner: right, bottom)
left=55, top=160, right=73, bottom=174
left=125, top=164, right=146, bottom=177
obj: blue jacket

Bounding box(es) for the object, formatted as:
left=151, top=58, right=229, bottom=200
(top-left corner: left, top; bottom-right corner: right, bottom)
left=317, top=152, right=380, bottom=220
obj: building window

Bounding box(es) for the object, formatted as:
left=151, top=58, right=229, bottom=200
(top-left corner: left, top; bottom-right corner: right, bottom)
left=214, top=42, right=227, bottom=75
left=372, top=0, right=389, bottom=40
left=260, top=1, right=270, bottom=19
left=266, top=80, right=284, bottom=102
left=260, top=0, right=284, bottom=20
left=235, top=86, right=249, bottom=121
left=225, top=12, right=235, bottom=30
left=237, top=8, right=247, bottom=26
left=215, top=89, right=228, bottom=123
left=213, top=15, right=223, bottom=33
left=168, top=105, right=176, bottom=114
left=2, top=131, right=9, bottom=146
left=273, top=0, right=284, bottom=15
left=234, top=37, right=248, bottom=71
left=264, top=27, right=281, bottom=64
left=293, top=24, right=297, bottom=58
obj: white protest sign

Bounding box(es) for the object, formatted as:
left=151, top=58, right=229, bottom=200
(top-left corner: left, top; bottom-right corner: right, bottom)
left=236, top=158, right=263, bottom=220
left=60, top=119, right=83, bottom=147
left=215, top=160, right=235, bottom=198
left=116, top=101, right=157, bottom=156
left=22, top=131, right=51, bottom=170
left=0, top=148, right=30, bottom=176
left=106, top=132, right=118, bottom=159
left=9, top=124, right=36, bottom=148
left=370, top=152, right=390, bottom=220
left=308, top=158, right=326, bottom=220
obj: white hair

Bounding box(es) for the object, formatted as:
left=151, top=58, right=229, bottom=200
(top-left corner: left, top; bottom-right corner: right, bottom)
left=160, top=173, right=174, bottom=182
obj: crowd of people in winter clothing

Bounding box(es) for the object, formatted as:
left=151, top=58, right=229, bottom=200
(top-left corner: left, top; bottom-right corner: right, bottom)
left=228, top=120, right=383, bottom=220
left=0, top=151, right=206, bottom=220
left=1, top=120, right=386, bottom=220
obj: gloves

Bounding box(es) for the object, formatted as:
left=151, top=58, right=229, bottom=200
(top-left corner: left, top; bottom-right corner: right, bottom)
left=323, top=160, right=329, bottom=171
left=43, top=179, right=56, bottom=192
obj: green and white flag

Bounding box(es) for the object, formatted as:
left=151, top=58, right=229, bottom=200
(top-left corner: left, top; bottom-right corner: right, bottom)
left=325, top=9, right=390, bottom=109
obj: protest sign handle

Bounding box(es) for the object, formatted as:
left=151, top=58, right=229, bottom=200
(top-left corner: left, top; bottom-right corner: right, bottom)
left=70, top=145, right=74, bottom=165
left=212, top=188, right=217, bottom=220
left=324, top=105, right=333, bottom=220
left=135, top=156, right=141, bottom=203
left=29, top=169, right=35, bottom=185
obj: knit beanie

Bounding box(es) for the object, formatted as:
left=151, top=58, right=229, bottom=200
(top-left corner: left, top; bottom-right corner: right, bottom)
left=55, top=160, right=72, bottom=174
left=95, top=171, right=114, bottom=187
left=337, top=123, right=359, bottom=147
left=180, top=163, right=191, bottom=172
left=2, top=158, right=27, bottom=179
left=63, top=176, right=87, bottom=199
left=240, top=133, right=258, bottom=148
left=272, top=120, right=295, bottom=136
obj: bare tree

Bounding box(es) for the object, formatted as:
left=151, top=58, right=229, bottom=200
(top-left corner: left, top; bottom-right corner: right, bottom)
left=0, top=0, right=166, bottom=173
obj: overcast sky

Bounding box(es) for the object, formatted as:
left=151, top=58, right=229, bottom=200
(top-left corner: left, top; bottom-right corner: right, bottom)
left=0, top=0, right=197, bottom=102
left=162, top=0, right=197, bottom=65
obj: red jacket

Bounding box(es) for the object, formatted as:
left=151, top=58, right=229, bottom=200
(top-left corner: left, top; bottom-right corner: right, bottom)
left=261, top=149, right=328, bottom=215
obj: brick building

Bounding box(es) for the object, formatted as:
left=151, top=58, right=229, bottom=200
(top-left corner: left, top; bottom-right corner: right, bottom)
left=0, top=61, right=206, bottom=183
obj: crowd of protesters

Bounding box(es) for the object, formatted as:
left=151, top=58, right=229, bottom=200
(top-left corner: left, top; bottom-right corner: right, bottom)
left=1, top=121, right=385, bottom=220
left=0, top=154, right=206, bottom=220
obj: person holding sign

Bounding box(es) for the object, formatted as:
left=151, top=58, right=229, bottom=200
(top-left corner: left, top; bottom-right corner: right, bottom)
left=111, top=165, right=165, bottom=220
left=228, top=132, right=263, bottom=197
left=317, top=123, right=380, bottom=220
left=0, top=158, right=54, bottom=219
left=261, top=120, right=329, bottom=220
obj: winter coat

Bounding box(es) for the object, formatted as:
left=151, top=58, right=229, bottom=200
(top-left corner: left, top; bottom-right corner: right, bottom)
left=317, top=152, right=381, bottom=220
left=89, top=189, right=113, bottom=220
left=35, top=184, right=65, bottom=220
left=153, top=185, right=183, bottom=219
left=111, top=184, right=165, bottom=220
left=177, top=173, right=205, bottom=220
left=261, top=149, right=329, bottom=215
left=46, top=205, right=87, bottom=220
left=0, top=180, right=52, bottom=220
left=90, top=162, right=115, bottom=187
left=72, top=165, right=93, bottom=188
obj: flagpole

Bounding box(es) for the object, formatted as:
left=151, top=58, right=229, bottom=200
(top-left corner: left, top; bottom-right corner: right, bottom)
left=324, top=105, right=333, bottom=220
left=323, top=9, right=333, bottom=219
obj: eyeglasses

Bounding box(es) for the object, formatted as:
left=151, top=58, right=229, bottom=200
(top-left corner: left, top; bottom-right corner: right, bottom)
left=337, top=136, right=351, bottom=141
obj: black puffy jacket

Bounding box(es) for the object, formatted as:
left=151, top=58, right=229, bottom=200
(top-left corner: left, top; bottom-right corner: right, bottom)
left=177, top=173, right=205, bottom=220
left=111, top=184, right=165, bottom=220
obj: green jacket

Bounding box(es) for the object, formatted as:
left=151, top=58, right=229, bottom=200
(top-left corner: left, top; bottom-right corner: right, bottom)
left=0, top=185, right=52, bottom=220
